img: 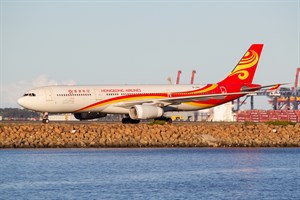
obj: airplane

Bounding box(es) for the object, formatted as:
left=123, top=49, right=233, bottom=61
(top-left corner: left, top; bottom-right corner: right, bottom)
left=18, top=44, right=279, bottom=124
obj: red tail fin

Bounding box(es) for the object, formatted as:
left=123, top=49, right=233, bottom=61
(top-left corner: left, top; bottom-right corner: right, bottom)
left=218, top=44, right=264, bottom=85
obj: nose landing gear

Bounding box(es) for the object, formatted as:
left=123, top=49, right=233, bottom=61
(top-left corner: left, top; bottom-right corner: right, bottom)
left=42, top=112, right=49, bottom=124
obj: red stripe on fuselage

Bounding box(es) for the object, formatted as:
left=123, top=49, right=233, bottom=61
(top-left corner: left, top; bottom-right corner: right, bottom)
left=74, top=83, right=244, bottom=112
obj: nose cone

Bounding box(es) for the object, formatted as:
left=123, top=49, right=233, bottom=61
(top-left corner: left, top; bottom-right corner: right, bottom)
left=18, top=97, right=30, bottom=109
left=17, top=97, right=26, bottom=108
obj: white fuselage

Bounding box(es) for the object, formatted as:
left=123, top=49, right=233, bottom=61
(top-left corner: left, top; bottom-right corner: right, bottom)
left=17, top=84, right=222, bottom=114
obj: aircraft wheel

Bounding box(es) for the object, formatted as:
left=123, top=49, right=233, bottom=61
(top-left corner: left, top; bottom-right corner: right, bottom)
left=42, top=112, right=49, bottom=124
left=122, top=118, right=129, bottom=124
left=166, top=118, right=172, bottom=124
left=42, top=119, right=49, bottom=124
left=154, top=117, right=172, bottom=124
left=130, top=119, right=140, bottom=124
left=122, top=118, right=140, bottom=124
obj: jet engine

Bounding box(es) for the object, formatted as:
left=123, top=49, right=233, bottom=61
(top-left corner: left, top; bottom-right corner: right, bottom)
left=129, top=105, right=164, bottom=120
left=74, top=112, right=107, bottom=120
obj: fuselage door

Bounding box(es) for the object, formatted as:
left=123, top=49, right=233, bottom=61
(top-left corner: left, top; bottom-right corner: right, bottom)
left=220, top=86, right=227, bottom=94
left=167, top=89, right=172, bottom=98
left=45, top=88, right=53, bottom=101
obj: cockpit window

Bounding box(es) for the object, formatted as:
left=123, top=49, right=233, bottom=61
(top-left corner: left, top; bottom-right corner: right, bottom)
left=24, top=93, right=36, bottom=97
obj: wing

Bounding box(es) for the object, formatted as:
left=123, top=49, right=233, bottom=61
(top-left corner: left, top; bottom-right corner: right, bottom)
left=114, top=83, right=285, bottom=108
left=114, top=91, right=253, bottom=108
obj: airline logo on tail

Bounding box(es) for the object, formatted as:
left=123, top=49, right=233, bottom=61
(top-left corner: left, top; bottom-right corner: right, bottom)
left=219, top=44, right=263, bottom=84
left=229, top=50, right=259, bottom=80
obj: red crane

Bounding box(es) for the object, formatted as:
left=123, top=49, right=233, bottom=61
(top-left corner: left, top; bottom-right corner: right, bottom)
left=294, top=68, right=300, bottom=89
left=291, top=67, right=300, bottom=110
left=190, top=70, right=196, bottom=84
left=176, top=70, right=182, bottom=85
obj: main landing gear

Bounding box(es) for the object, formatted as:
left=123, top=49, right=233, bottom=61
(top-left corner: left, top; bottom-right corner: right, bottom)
left=154, top=117, right=172, bottom=124
left=42, top=112, right=49, bottom=124
left=121, top=116, right=172, bottom=124
left=122, top=117, right=140, bottom=124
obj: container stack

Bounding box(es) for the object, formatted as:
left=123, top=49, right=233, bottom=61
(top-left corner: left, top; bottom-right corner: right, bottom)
left=236, top=110, right=300, bottom=122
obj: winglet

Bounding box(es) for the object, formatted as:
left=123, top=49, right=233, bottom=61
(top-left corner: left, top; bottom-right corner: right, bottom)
left=218, top=44, right=264, bottom=85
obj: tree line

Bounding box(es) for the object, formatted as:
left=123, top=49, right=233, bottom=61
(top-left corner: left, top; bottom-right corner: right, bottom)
left=0, top=108, right=40, bottom=120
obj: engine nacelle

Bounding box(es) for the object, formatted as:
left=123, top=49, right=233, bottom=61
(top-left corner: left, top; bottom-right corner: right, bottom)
left=129, top=105, right=164, bottom=120
left=74, top=112, right=107, bottom=120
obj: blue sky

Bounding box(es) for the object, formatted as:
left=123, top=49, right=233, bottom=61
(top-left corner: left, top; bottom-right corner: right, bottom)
left=1, top=0, right=299, bottom=108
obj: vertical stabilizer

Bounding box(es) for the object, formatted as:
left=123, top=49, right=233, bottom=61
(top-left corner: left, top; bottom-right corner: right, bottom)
left=218, top=44, right=264, bottom=85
